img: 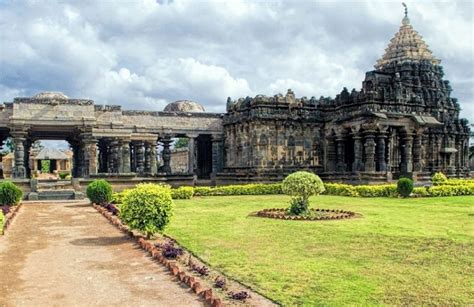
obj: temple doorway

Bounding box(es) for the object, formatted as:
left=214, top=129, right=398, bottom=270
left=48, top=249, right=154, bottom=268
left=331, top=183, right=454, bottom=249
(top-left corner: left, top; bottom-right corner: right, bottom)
left=196, top=135, right=212, bottom=179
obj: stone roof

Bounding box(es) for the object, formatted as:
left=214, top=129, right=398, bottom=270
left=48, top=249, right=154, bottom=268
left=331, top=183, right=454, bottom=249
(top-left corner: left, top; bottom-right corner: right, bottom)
left=163, top=100, right=205, bottom=113
left=34, top=148, right=69, bottom=160
left=33, top=92, right=69, bottom=100
left=375, top=11, right=440, bottom=70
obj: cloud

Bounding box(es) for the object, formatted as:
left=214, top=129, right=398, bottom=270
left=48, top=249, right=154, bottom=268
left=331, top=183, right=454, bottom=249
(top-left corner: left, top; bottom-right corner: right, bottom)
left=0, top=0, right=472, bottom=123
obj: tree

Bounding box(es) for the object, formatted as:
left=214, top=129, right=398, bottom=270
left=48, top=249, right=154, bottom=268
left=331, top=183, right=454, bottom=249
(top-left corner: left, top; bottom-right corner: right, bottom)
left=174, top=138, right=189, bottom=149
left=282, top=171, right=325, bottom=215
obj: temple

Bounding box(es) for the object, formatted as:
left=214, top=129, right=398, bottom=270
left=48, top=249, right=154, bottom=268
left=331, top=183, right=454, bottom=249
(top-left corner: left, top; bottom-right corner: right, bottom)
left=0, top=8, right=470, bottom=195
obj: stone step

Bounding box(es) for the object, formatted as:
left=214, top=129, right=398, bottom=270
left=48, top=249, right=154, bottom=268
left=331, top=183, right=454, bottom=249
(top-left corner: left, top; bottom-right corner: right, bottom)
left=37, top=189, right=76, bottom=194
left=28, top=190, right=85, bottom=201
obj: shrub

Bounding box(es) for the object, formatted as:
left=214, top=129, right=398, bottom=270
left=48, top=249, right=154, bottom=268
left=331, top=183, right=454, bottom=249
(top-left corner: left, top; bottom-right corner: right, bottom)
left=0, top=211, right=4, bottom=234
left=86, top=179, right=113, bottom=205
left=58, top=171, right=70, bottom=180
left=397, top=178, right=414, bottom=198
left=111, top=189, right=132, bottom=204
left=412, top=187, right=430, bottom=197
left=282, top=171, right=325, bottom=215
left=432, top=172, right=448, bottom=185
left=323, top=183, right=359, bottom=197
left=355, top=184, right=398, bottom=197
left=193, top=184, right=283, bottom=197
left=0, top=181, right=23, bottom=206
left=171, top=186, right=194, bottom=199
left=120, top=183, right=174, bottom=238
left=427, top=184, right=474, bottom=197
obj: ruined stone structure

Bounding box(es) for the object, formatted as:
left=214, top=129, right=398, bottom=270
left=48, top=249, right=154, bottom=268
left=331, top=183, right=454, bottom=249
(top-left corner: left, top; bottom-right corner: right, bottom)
left=0, top=93, right=223, bottom=189
left=0, top=9, right=470, bottom=192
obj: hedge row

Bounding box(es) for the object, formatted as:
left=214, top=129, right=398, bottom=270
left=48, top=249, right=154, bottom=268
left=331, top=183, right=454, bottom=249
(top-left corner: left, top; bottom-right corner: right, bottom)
left=193, top=183, right=283, bottom=196
left=110, top=179, right=474, bottom=203
left=323, top=183, right=398, bottom=197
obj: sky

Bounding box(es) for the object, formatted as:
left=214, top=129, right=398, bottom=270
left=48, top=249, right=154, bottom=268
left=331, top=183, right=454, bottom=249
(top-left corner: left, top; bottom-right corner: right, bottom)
left=0, top=0, right=473, bottom=125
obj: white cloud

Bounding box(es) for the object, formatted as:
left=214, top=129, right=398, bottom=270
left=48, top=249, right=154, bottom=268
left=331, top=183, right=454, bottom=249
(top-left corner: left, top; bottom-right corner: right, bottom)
left=0, top=0, right=472, bottom=122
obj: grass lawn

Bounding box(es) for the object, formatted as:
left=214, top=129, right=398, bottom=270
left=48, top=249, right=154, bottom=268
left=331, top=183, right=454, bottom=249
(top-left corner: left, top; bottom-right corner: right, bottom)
left=166, top=195, right=474, bottom=306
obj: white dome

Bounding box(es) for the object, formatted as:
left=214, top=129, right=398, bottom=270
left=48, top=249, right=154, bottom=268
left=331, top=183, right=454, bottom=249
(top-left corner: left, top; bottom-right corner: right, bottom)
left=33, top=92, right=69, bottom=100
left=163, top=100, right=205, bottom=113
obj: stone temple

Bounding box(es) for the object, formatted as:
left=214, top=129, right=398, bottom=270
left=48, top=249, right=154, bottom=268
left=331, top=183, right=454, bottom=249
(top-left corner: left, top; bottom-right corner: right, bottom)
left=0, top=10, right=470, bottom=195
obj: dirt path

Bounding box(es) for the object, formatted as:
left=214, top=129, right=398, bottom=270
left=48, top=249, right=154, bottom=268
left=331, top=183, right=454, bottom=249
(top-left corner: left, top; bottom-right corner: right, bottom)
left=0, top=201, right=204, bottom=306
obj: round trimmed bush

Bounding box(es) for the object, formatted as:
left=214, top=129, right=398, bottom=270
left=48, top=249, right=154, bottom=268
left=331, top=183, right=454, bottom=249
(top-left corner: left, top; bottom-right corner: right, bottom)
left=282, top=171, right=325, bottom=215
left=120, top=183, right=174, bottom=238
left=0, top=181, right=23, bottom=206
left=397, top=177, right=414, bottom=198
left=86, top=179, right=112, bottom=205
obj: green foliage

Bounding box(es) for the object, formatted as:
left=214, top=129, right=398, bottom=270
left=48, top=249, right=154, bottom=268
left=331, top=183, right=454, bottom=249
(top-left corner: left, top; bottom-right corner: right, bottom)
left=282, top=171, right=325, bottom=199
left=171, top=186, right=194, bottom=199
left=58, top=171, right=70, bottom=179
left=427, top=183, right=474, bottom=197
left=0, top=138, right=13, bottom=155
left=397, top=178, right=414, bottom=198
left=323, top=183, right=359, bottom=197
left=0, top=181, right=23, bottom=206
left=111, top=189, right=132, bottom=204
left=282, top=171, right=325, bottom=215
left=432, top=172, right=448, bottom=185
left=41, top=160, right=51, bottom=173
left=0, top=211, right=4, bottom=234
left=193, top=184, right=283, bottom=196
left=86, top=179, right=113, bottom=205
left=412, top=187, right=430, bottom=197
left=120, top=183, right=174, bottom=237
left=288, top=196, right=308, bottom=215
left=174, top=138, right=189, bottom=149
left=355, top=184, right=398, bottom=197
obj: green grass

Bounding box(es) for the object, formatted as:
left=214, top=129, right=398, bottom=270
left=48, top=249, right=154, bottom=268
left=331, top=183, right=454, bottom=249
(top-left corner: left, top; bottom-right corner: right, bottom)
left=166, top=195, right=474, bottom=306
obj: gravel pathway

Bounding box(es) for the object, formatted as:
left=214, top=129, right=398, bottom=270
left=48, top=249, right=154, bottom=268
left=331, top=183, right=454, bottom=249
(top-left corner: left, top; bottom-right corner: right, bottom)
left=0, top=201, right=204, bottom=306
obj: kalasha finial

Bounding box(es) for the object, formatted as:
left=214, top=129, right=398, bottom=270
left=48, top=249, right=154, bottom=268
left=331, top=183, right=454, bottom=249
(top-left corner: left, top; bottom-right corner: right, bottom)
left=401, top=2, right=410, bottom=25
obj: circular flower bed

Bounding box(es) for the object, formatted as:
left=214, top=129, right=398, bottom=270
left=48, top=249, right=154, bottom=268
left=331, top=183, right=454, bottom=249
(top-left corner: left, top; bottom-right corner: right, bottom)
left=255, top=208, right=357, bottom=221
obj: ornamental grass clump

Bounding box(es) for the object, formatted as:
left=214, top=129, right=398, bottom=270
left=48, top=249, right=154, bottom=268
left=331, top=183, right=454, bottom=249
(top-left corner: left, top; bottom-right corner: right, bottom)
left=0, top=181, right=23, bottom=206
left=120, top=183, right=174, bottom=238
left=282, top=171, right=325, bottom=215
left=397, top=177, right=414, bottom=198
left=86, top=179, right=113, bottom=206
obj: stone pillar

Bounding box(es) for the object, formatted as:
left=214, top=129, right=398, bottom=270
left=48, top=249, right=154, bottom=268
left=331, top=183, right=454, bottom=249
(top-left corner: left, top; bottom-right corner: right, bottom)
left=121, top=140, right=131, bottom=173
left=363, top=132, right=376, bottom=172
left=211, top=134, right=224, bottom=175
left=144, top=140, right=157, bottom=175
left=84, top=137, right=98, bottom=176
left=326, top=136, right=336, bottom=172
left=187, top=134, right=197, bottom=174
left=12, top=134, right=27, bottom=178
left=400, top=132, right=413, bottom=174
left=413, top=133, right=423, bottom=172
left=23, top=139, right=32, bottom=178
left=77, top=134, right=97, bottom=177
left=352, top=134, right=364, bottom=172
left=145, top=142, right=151, bottom=174
left=376, top=133, right=387, bottom=172
left=160, top=137, right=172, bottom=174
left=335, top=136, right=346, bottom=172
left=134, top=141, right=145, bottom=175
